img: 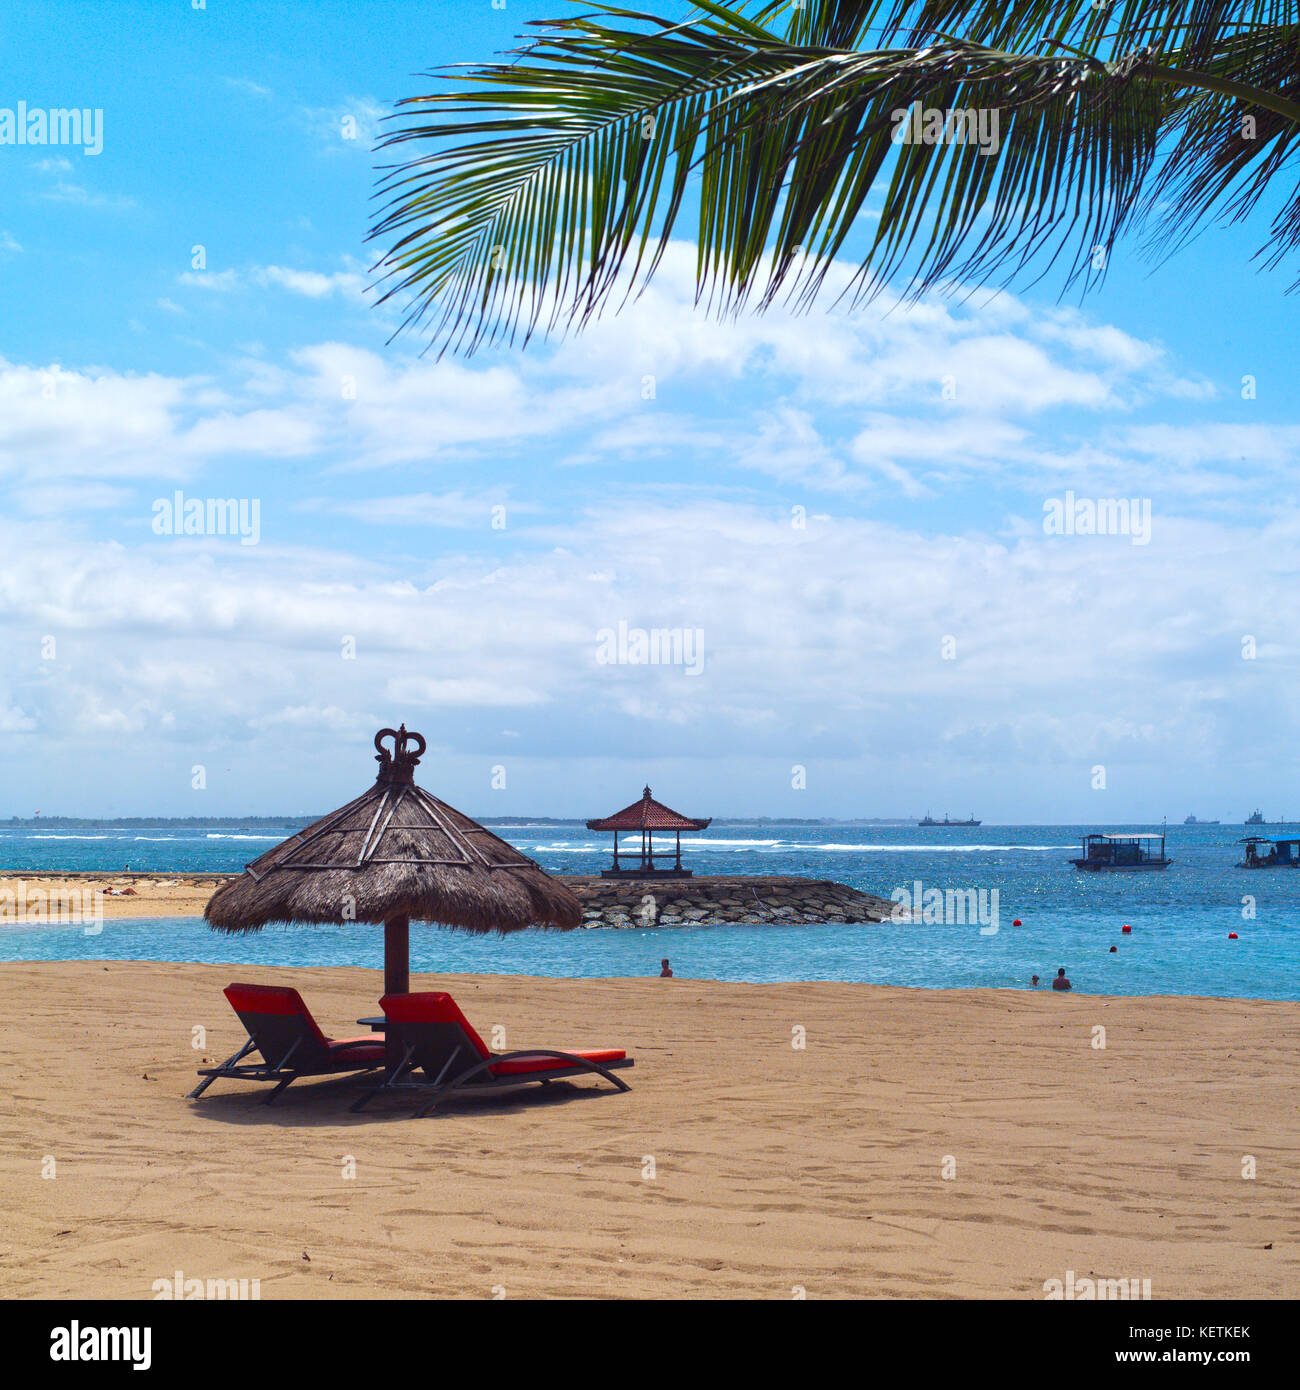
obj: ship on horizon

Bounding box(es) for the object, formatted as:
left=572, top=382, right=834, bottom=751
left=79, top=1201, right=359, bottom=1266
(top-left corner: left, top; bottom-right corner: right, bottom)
left=919, top=812, right=982, bottom=827
left=1183, top=814, right=1220, bottom=825
left=1245, top=809, right=1291, bottom=826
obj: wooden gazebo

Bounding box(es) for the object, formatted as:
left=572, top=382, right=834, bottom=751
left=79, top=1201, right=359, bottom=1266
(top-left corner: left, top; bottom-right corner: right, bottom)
left=586, top=786, right=711, bottom=879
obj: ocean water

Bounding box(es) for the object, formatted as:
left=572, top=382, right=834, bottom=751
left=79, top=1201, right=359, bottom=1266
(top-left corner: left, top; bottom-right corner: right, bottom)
left=1, top=821, right=1295, bottom=999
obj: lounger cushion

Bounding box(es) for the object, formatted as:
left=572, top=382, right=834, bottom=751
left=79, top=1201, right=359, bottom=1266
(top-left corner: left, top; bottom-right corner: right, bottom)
left=380, top=991, right=492, bottom=1058
left=225, top=982, right=330, bottom=1049
left=378, top=992, right=627, bottom=1081
left=493, top=1048, right=627, bottom=1076
left=325, top=1039, right=386, bottom=1065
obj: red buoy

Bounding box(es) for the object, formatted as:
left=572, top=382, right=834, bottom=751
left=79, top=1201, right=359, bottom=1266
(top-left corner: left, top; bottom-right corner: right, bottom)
left=1121, top=924, right=1132, bottom=934
left=1012, top=919, right=1022, bottom=927
left=1228, top=932, right=1239, bottom=940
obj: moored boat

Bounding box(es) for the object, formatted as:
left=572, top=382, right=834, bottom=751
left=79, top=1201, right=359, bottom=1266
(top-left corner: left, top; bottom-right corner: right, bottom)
left=1070, top=832, right=1171, bottom=871
left=1236, top=837, right=1300, bottom=869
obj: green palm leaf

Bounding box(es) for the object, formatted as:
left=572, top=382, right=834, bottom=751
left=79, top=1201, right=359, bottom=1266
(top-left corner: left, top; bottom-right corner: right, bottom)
left=369, top=1, right=1300, bottom=355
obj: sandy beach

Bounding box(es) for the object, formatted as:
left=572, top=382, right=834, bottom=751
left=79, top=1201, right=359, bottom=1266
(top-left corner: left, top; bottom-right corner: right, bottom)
left=0, top=959, right=1294, bottom=1299
left=0, top=874, right=226, bottom=919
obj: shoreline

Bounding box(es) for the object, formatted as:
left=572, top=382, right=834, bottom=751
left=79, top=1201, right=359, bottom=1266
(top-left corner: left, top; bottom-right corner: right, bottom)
left=1, top=959, right=1295, bottom=1299
left=6, top=954, right=1296, bottom=1005
left=0, top=871, right=896, bottom=926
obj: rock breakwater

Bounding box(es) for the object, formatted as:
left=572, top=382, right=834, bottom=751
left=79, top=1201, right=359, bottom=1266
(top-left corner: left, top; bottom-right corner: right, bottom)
left=560, top=874, right=891, bottom=928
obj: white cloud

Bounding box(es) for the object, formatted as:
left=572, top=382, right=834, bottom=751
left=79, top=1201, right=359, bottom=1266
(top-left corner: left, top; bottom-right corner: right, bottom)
left=734, top=408, right=858, bottom=491
left=253, top=265, right=367, bottom=299
left=1, top=239, right=1293, bottom=813
left=0, top=497, right=1294, bottom=813
left=224, top=77, right=272, bottom=100
left=37, top=180, right=134, bottom=210
left=298, top=95, right=389, bottom=153
left=249, top=704, right=357, bottom=731
left=0, top=359, right=195, bottom=480
left=175, top=261, right=369, bottom=303
left=11, top=481, right=133, bottom=515
left=0, top=704, right=36, bottom=732
left=304, top=491, right=524, bottom=529
left=178, top=269, right=242, bottom=292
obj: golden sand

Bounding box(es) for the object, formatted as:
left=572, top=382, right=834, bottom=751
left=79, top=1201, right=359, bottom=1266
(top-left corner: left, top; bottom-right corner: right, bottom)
left=0, top=874, right=224, bottom=919
left=0, top=960, right=1295, bottom=1299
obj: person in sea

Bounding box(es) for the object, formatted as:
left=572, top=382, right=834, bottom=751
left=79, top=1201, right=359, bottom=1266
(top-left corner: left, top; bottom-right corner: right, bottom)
left=659, top=958, right=673, bottom=978
left=1052, top=967, right=1072, bottom=991
left=1030, top=974, right=1040, bottom=987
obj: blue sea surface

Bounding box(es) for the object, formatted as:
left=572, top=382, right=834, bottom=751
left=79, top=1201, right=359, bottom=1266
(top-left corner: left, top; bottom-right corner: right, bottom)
left=1, top=822, right=1294, bottom=999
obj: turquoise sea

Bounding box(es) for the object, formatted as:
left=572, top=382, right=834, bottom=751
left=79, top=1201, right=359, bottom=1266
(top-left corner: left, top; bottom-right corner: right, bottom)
left=1, top=821, right=1295, bottom=999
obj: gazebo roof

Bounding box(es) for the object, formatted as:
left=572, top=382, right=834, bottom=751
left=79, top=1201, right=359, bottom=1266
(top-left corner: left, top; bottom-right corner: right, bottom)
left=586, top=786, right=711, bottom=833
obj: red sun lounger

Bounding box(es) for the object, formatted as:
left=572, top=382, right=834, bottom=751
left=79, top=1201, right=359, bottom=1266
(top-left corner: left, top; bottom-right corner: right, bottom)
left=350, top=991, right=634, bottom=1116
left=188, top=983, right=387, bottom=1104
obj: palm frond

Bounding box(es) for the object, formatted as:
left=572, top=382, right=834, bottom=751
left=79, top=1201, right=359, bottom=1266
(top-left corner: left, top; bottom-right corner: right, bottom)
left=369, top=1, right=1300, bottom=355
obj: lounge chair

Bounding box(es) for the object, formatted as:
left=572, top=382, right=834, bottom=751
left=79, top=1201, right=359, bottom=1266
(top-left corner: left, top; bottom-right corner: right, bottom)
left=351, top=991, right=633, bottom=1116
left=188, top=983, right=386, bottom=1103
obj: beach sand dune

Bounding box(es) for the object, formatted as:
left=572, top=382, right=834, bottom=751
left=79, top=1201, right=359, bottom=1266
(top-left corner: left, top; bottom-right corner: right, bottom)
left=0, top=961, right=1295, bottom=1299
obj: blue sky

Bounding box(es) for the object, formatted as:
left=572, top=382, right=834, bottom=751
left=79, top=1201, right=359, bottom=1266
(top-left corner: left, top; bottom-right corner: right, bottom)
left=2, top=0, right=1298, bottom=821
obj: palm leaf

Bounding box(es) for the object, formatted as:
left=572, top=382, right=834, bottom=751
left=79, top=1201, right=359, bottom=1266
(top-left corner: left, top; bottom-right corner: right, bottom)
left=369, top=0, right=1300, bottom=355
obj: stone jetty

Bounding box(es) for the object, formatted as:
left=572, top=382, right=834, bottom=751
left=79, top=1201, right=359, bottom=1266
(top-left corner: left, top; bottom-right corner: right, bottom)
left=560, top=874, right=892, bottom=928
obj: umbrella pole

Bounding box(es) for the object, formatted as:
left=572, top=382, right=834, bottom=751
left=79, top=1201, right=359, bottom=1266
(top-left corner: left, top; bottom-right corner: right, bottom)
left=383, top=914, right=410, bottom=1070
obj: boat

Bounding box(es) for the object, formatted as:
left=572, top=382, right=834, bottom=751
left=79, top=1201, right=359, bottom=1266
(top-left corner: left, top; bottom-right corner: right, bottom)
left=1183, top=814, right=1219, bottom=825
left=1245, top=810, right=1291, bottom=826
left=919, top=812, right=981, bottom=827
left=1235, top=836, right=1300, bottom=869
left=1069, top=832, right=1171, bottom=871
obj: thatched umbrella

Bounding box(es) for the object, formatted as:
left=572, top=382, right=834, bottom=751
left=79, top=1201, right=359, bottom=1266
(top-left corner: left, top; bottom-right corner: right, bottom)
left=206, top=726, right=581, bottom=1059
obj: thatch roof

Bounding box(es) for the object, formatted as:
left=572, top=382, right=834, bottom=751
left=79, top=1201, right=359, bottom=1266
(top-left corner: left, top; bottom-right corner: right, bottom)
left=587, top=785, right=711, bottom=833
left=205, top=726, right=581, bottom=934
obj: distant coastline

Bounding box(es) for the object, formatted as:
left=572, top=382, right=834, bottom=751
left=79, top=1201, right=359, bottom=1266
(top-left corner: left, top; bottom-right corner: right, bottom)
left=1, top=814, right=920, bottom=828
